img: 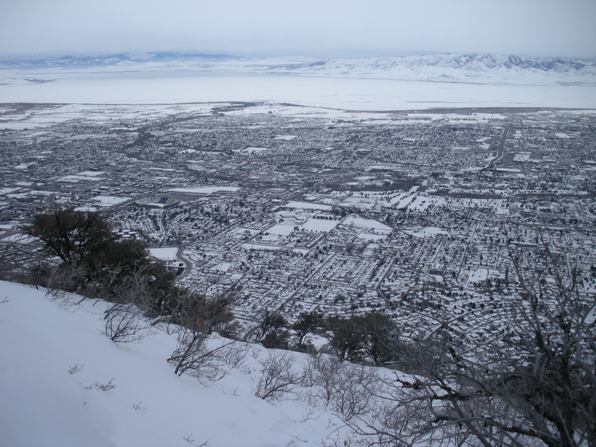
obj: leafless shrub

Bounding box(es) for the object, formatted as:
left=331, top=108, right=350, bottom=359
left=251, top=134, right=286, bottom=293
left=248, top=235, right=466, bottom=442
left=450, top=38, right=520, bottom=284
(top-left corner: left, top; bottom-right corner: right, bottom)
left=304, top=352, right=378, bottom=421
left=44, top=265, right=86, bottom=298
left=0, top=241, right=49, bottom=284
left=104, top=302, right=144, bottom=342
left=218, top=341, right=249, bottom=369
left=168, top=327, right=236, bottom=380
left=332, top=363, right=378, bottom=421
left=338, top=248, right=596, bottom=447
left=255, top=352, right=304, bottom=400
left=168, top=327, right=210, bottom=376
left=307, top=353, right=344, bottom=404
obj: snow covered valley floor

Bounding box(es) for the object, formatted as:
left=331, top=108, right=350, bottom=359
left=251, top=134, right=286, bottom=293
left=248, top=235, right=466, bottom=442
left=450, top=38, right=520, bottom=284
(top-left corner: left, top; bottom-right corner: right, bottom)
left=0, top=281, right=347, bottom=447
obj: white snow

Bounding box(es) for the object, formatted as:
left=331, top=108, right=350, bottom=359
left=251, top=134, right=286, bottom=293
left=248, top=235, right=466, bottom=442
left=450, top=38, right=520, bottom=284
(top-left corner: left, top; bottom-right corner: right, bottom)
left=242, top=243, right=308, bottom=255
left=74, top=206, right=99, bottom=212
left=403, top=227, right=449, bottom=238
left=467, top=268, right=502, bottom=283
left=58, top=175, right=105, bottom=183
left=78, top=170, right=105, bottom=177
left=0, top=187, right=21, bottom=195
left=167, top=186, right=240, bottom=194
left=233, top=147, right=269, bottom=155
left=0, top=233, right=37, bottom=244
left=513, top=152, right=531, bottom=162
left=2, top=71, right=593, bottom=111
left=299, top=218, right=340, bottom=232
left=148, top=247, right=178, bottom=261
left=14, top=163, right=34, bottom=170
left=0, top=281, right=344, bottom=447
left=555, top=132, right=570, bottom=138
left=344, top=215, right=392, bottom=233
left=284, top=201, right=332, bottom=211
left=92, top=195, right=132, bottom=207
left=263, top=222, right=295, bottom=239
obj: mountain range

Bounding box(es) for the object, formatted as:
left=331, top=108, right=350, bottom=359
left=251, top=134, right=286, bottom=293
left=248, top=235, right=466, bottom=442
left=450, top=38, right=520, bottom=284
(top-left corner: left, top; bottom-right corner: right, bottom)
left=1, top=52, right=595, bottom=85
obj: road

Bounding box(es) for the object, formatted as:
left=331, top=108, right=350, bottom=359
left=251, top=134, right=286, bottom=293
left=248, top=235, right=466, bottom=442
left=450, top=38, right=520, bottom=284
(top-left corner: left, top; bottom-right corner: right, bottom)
left=175, top=246, right=192, bottom=280
left=482, top=124, right=511, bottom=171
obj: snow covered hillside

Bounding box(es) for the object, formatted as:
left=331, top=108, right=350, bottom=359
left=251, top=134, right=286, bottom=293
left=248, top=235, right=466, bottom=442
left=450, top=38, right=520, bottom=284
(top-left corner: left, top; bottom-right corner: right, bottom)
left=266, top=53, right=596, bottom=85
left=0, top=281, right=345, bottom=447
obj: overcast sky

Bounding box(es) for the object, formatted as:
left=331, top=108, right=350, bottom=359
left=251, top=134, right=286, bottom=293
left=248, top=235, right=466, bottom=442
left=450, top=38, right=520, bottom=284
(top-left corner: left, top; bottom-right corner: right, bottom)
left=1, top=0, right=595, bottom=58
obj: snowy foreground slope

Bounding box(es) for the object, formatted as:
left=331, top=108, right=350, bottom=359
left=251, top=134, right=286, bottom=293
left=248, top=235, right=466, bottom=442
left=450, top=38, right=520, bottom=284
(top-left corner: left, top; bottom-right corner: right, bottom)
left=0, top=281, right=345, bottom=447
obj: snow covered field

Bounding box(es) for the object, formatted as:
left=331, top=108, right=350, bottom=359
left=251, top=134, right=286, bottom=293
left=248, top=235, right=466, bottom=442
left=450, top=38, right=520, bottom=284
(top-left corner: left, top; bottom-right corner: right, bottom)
left=0, top=281, right=345, bottom=447
left=167, top=186, right=240, bottom=194
left=1, top=72, right=595, bottom=110
left=148, top=247, right=179, bottom=261
left=2, top=53, right=595, bottom=110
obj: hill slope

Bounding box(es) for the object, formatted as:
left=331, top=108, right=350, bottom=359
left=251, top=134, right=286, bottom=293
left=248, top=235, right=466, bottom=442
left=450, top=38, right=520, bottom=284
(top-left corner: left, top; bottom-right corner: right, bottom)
left=0, top=281, right=343, bottom=447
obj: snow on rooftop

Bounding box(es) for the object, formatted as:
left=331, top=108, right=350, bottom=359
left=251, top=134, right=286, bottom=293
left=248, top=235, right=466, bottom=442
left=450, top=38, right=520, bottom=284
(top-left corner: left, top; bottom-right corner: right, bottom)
left=78, top=171, right=105, bottom=177
left=284, top=201, right=332, bottom=211
left=233, top=147, right=269, bottom=155
left=299, top=218, right=340, bottom=233
left=58, top=175, right=105, bottom=183
left=403, top=227, right=449, bottom=238
left=167, top=186, right=240, bottom=194
left=92, top=195, right=132, bottom=207
left=0, top=233, right=37, bottom=244
left=343, top=215, right=392, bottom=233
left=148, top=247, right=178, bottom=262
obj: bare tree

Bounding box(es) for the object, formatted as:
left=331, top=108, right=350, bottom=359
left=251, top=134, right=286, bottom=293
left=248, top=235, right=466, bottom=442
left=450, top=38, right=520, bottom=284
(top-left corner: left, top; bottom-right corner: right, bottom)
left=305, top=353, right=343, bottom=404
left=104, top=302, right=144, bottom=342
left=156, top=285, right=236, bottom=379
left=331, top=363, right=379, bottom=422
left=167, top=326, right=211, bottom=376
left=344, top=248, right=595, bottom=447
left=255, top=352, right=304, bottom=400
left=102, top=266, right=156, bottom=342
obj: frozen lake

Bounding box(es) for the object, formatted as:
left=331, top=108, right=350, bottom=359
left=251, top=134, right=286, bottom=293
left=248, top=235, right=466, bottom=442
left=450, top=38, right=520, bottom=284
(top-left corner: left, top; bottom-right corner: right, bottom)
left=1, top=71, right=595, bottom=110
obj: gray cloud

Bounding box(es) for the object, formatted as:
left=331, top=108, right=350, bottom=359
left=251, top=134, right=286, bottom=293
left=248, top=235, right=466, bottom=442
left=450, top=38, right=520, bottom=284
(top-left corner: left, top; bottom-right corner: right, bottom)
left=1, top=0, right=595, bottom=57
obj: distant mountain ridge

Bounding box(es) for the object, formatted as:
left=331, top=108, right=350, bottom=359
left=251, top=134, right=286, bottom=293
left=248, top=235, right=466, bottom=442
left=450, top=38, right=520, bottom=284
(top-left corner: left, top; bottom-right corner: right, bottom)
left=1, top=51, right=595, bottom=85
left=273, top=53, right=596, bottom=73
left=264, top=53, right=596, bottom=84
left=0, top=51, right=234, bottom=68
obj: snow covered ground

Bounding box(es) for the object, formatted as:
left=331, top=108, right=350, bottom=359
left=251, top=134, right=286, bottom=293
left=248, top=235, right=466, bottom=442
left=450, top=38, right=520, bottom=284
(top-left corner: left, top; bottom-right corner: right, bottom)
left=284, top=201, right=332, bottom=212
left=1, top=52, right=595, bottom=110
left=0, top=281, right=345, bottom=447
left=148, top=247, right=179, bottom=261
left=167, top=186, right=240, bottom=194
left=403, top=227, right=449, bottom=238
left=0, top=72, right=595, bottom=110
left=92, top=195, right=132, bottom=207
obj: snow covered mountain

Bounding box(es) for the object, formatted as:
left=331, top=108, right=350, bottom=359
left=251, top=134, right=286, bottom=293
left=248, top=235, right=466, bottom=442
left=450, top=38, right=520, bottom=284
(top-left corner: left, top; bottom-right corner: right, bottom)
left=264, top=53, right=596, bottom=85
left=0, top=52, right=234, bottom=69
left=1, top=52, right=595, bottom=85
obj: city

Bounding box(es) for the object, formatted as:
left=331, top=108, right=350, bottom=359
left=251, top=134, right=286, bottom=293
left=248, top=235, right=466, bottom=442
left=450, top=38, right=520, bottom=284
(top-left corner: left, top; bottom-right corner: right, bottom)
left=1, top=102, right=594, bottom=351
